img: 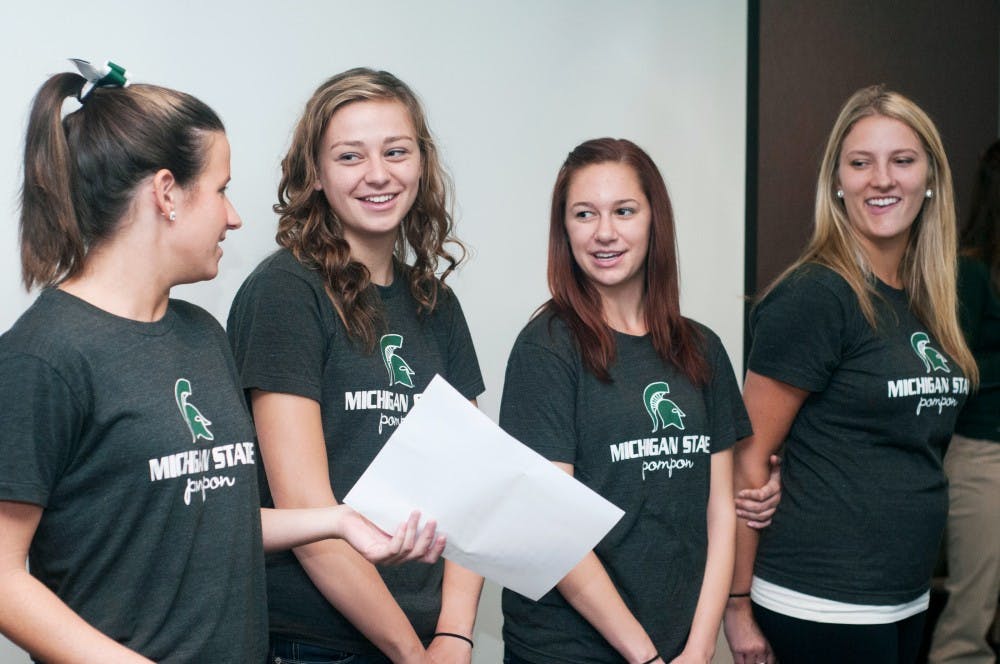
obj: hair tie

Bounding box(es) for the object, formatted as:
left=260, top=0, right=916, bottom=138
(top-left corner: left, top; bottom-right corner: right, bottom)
left=69, top=58, right=130, bottom=102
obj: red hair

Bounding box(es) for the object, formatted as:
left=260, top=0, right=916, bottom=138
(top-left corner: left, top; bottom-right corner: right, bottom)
left=544, top=138, right=707, bottom=384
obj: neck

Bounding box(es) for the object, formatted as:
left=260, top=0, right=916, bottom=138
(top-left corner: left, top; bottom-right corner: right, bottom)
left=59, top=238, right=171, bottom=323
left=598, top=283, right=647, bottom=335
left=346, top=232, right=397, bottom=285
left=862, top=242, right=906, bottom=289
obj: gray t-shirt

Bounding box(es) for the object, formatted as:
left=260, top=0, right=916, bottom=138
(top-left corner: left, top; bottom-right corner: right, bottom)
left=749, top=264, right=968, bottom=604
left=227, top=249, right=484, bottom=654
left=499, top=312, right=750, bottom=663
left=0, top=289, right=266, bottom=662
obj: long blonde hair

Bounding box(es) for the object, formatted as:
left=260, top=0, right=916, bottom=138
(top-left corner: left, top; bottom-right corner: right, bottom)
left=764, top=85, right=977, bottom=384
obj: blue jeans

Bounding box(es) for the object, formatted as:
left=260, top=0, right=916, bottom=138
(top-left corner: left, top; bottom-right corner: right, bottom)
left=269, top=635, right=392, bottom=664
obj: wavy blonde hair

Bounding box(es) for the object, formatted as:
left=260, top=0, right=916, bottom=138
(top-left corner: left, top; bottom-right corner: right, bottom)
left=274, top=68, right=464, bottom=351
left=764, top=85, right=977, bottom=384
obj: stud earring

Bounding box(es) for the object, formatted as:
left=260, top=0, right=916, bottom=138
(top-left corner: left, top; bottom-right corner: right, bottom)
left=836, top=189, right=844, bottom=199
left=925, top=189, right=933, bottom=199
left=169, top=210, right=177, bottom=221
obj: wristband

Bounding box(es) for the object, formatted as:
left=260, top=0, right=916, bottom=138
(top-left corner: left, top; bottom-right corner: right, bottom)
left=641, top=655, right=661, bottom=664
left=729, top=591, right=751, bottom=598
left=433, top=632, right=474, bottom=648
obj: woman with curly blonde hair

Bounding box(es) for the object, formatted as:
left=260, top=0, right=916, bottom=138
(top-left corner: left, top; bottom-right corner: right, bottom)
left=228, top=68, right=484, bottom=664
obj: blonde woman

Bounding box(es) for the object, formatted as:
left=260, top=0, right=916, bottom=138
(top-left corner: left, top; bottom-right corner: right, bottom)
left=724, top=85, right=977, bottom=664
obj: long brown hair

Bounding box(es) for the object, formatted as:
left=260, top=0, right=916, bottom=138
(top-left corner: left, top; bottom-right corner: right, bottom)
left=543, top=138, right=707, bottom=384
left=760, top=85, right=977, bottom=384
left=960, top=139, right=1000, bottom=293
left=20, top=72, right=222, bottom=289
left=274, top=68, right=464, bottom=351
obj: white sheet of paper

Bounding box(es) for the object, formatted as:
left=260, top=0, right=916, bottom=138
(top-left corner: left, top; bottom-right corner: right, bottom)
left=343, top=374, right=624, bottom=600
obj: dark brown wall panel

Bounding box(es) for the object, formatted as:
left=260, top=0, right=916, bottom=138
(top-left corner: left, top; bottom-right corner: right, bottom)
left=750, top=0, right=999, bottom=296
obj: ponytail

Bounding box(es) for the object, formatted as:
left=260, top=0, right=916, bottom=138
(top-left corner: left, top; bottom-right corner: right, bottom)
left=20, top=73, right=88, bottom=289
left=18, top=66, right=224, bottom=291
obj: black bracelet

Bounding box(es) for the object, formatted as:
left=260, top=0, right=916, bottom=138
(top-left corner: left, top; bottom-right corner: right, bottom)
left=432, top=632, right=474, bottom=648
left=729, top=591, right=751, bottom=598
left=641, top=655, right=661, bottom=664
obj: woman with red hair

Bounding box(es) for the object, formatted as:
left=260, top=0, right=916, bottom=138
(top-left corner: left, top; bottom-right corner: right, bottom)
left=499, top=138, right=749, bottom=663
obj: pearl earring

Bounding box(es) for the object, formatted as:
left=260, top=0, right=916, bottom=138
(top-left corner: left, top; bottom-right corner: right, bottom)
left=836, top=190, right=844, bottom=199
left=169, top=210, right=177, bottom=221
left=925, top=189, right=933, bottom=199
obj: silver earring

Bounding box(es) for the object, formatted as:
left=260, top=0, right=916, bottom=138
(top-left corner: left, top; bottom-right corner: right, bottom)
left=169, top=210, right=177, bottom=221
left=836, top=189, right=844, bottom=199
left=925, top=189, right=933, bottom=199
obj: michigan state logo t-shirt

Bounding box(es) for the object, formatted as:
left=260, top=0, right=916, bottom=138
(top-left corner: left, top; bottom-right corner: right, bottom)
left=748, top=264, right=967, bottom=605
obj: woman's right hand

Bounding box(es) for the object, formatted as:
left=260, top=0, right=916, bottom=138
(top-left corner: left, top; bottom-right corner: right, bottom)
left=735, top=455, right=782, bottom=529
left=340, top=508, right=446, bottom=566
left=722, top=599, right=775, bottom=664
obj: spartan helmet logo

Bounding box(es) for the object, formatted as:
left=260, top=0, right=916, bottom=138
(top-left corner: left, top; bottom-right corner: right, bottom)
left=910, top=332, right=951, bottom=374
left=380, top=333, right=415, bottom=388
left=643, top=381, right=686, bottom=433
left=174, top=378, right=214, bottom=444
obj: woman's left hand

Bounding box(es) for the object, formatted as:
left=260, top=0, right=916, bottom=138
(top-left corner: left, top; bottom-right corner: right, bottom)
left=341, top=509, right=446, bottom=565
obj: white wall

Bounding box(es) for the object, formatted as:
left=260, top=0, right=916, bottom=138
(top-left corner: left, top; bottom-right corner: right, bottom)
left=0, top=1, right=746, bottom=661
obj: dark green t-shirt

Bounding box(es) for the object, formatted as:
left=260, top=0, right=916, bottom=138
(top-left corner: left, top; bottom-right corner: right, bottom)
left=955, top=256, right=1000, bottom=441
left=227, top=249, right=484, bottom=654
left=749, top=264, right=968, bottom=604
left=0, top=289, right=266, bottom=662
left=499, top=312, right=750, bottom=663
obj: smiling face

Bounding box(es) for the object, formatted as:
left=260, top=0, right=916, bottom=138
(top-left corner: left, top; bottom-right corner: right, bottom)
left=837, top=114, right=930, bottom=258
left=564, top=161, right=652, bottom=302
left=313, top=99, right=422, bottom=251
left=172, top=131, right=241, bottom=283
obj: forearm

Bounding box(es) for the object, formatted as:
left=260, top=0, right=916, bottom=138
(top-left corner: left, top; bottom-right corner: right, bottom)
left=295, top=538, right=425, bottom=663
left=557, top=552, right=659, bottom=664
left=731, top=439, right=769, bottom=592
left=731, top=371, right=805, bottom=592
left=683, top=453, right=736, bottom=660
left=0, top=567, right=152, bottom=664
left=436, top=560, right=483, bottom=635
left=261, top=505, right=350, bottom=553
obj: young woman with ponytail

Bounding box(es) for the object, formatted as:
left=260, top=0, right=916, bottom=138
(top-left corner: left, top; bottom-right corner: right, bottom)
left=0, top=61, right=442, bottom=664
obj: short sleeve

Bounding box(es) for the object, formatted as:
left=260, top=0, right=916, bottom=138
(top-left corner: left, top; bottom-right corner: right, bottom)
left=499, top=330, right=578, bottom=464
left=437, top=291, right=485, bottom=400
left=704, top=333, right=752, bottom=453
left=748, top=269, right=849, bottom=392
left=227, top=265, right=329, bottom=401
left=0, top=354, right=83, bottom=506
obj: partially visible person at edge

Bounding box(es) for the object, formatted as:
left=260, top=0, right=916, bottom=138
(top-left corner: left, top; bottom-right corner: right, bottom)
left=227, top=68, right=484, bottom=664
left=0, top=61, right=443, bottom=664
left=723, top=84, right=978, bottom=664
left=498, top=137, right=751, bottom=664
left=928, top=138, right=1000, bottom=664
